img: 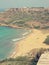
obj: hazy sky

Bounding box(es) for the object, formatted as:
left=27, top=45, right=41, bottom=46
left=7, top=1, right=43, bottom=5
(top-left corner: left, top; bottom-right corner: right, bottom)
left=0, top=0, right=49, bottom=8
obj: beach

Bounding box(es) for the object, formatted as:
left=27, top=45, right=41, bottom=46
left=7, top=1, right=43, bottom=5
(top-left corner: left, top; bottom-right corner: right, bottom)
left=9, top=29, right=49, bottom=58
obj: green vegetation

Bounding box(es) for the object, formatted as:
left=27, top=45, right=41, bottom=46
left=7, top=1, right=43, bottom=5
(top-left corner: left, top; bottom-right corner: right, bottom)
left=0, top=56, right=33, bottom=65
left=44, top=35, right=49, bottom=45
left=34, top=26, right=40, bottom=29
left=0, top=48, right=49, bottom=65
left=0, top=8, right=49, bottom=29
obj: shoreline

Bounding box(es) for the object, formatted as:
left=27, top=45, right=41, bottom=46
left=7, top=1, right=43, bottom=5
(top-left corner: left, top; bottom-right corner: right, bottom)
left=8, top=29, right=49, bottom=59
left=7, top=29, right=32, bottom=59
left=0, top=26, right=31, bottom=60
left=0, top=24, right=22, bottom=29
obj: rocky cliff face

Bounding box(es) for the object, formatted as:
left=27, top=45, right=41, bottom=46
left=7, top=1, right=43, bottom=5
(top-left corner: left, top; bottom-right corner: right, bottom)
left=37, top=51, right=49, bottom=65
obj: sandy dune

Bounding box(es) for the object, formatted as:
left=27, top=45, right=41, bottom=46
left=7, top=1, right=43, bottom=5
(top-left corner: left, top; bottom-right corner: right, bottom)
left=9, top=29, right=49, bottom=58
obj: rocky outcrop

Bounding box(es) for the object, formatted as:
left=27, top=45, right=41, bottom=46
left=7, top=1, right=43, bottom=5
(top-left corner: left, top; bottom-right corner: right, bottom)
left=37, top=51, right=49, bottom=65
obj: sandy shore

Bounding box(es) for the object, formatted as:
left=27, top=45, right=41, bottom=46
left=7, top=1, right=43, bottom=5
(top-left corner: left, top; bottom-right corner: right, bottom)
left=9, top=29, right=49, bottom=58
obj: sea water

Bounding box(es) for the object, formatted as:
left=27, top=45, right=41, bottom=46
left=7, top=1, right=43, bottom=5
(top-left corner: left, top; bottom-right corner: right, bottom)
left=0, top=26, right=28, bottom=60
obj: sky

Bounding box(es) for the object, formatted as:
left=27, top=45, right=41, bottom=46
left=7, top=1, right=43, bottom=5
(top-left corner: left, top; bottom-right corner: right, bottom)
left=0, top=0, right=49, bottom=8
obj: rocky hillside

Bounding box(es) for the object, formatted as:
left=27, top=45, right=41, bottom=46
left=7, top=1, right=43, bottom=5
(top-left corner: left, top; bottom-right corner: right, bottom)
left=0, top=7, right=49, bottom=29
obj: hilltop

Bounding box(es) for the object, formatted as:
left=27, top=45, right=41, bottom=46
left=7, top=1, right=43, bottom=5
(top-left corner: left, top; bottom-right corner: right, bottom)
left=0, top=7, right=49, bottom=29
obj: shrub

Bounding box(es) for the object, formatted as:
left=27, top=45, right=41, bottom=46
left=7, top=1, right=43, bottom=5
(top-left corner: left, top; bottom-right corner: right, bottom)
left=44, top=35, right=49, bottom=45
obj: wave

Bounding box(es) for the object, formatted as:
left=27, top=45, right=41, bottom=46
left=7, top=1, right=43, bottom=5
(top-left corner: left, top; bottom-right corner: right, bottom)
left=12, top=37, right=25, bottom=42
left=12, top=30, right=31, bottom=42
left=22, top=30, right=31, bottom=36
left=22, top=32, right=29, bottom=36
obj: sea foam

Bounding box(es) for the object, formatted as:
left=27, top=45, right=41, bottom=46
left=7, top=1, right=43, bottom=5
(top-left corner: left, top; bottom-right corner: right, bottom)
left=12, top=37, right=25, bottom=42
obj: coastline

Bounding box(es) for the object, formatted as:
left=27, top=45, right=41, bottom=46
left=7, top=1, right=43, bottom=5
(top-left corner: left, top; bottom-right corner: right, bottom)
left=7, top=29, right=32, bottom=59
left=8, top=29, right=49, bottom=59
left=0, top=24, right=22, bottom=29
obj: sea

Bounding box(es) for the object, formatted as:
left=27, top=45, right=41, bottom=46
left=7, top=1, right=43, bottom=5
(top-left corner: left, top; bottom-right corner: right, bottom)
left=0, top=9, right=5, bottom=12
left=0, top=9, right=30, bottom=60
left=0, top=26, right=29, bottom=60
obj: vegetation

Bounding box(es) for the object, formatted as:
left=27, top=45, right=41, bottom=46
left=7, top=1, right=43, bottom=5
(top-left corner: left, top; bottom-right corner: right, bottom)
left=44, top=35, right=49, bottom=45
left=0, top=56, right=32, bottom=65
left=0, top=8, right=49, bottom=29
left=34, top=26, right=40, bottom=29
left=0, top=48, right=49, bottom=65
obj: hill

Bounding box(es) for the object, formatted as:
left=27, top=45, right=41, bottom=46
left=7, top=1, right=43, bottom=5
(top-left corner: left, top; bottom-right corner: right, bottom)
left=0, top=7, right=49, bottom=29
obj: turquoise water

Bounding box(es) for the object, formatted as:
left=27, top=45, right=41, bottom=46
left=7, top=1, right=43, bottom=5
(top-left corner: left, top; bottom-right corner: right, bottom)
left=0, top=9, right=5, bottom=12
left=0, top=26, right=27, bottom=60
